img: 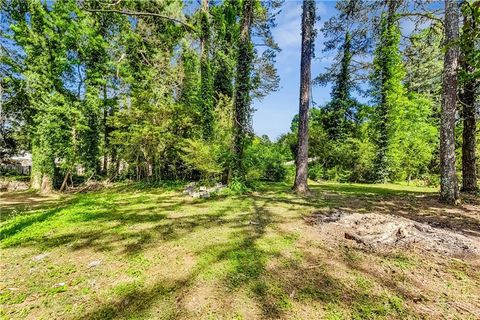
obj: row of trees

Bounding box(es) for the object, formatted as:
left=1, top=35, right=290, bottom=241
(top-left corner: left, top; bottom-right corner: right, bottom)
left=1, top=0, right=478, bottom=204
left=1, top=0, right=285, bottom=192
left=291, top=0, right=479, bottom=203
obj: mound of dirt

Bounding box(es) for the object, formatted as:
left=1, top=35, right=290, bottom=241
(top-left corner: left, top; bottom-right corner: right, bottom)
left=305, top=209, right=480, bottom=257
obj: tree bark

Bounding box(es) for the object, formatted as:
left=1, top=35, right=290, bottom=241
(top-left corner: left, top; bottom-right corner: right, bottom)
left=31, top=172, right=42, bottom=190
left=102, top=83, right=108, bottom=175
left=460, top=4, right=478, bottom=193
left=59, top=170, right=71, bottom=192
left=439, top=0, right=460, bottom=204
left=30, top=143, right=42, bottom=190
left=232, top=0, right=254, bottom=182
left=200, top=0, right=214, bottom=140
left=40, top=174, right=53, bottom=194
left=461, top=76, right=477, bottom=192
left=293, top=0, right=316, bottom=194
left=31, top=141, right=54, bottom=193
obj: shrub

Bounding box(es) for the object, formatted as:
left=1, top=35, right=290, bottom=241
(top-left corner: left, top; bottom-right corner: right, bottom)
left=244, top=137, right=287, bottom=183
left=308, top=163, right=324, bottom=181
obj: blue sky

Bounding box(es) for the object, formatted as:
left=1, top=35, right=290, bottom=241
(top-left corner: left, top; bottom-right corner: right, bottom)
left=252, top=0, right=337, bottom=140
left=251, top=0, right=441, bottom=140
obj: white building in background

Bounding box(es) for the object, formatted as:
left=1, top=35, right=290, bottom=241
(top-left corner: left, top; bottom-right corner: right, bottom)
left=1, top=152, right=32, bottom=175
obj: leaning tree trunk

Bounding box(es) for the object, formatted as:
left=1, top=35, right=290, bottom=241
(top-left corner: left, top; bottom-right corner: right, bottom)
left=460, top=4, right=478, bottom=193
left=439, top=0, right=460, bottom=204
left=293, top=0, right=316, bottom=194
left=231, top=0, right=254, bottom=182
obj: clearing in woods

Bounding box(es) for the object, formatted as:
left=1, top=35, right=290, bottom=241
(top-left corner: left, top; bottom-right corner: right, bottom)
left=1, top=182, right=479, bottom=319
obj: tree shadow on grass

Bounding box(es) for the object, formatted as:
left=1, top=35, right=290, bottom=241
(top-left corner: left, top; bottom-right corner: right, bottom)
left=76, top=277, right=191, bottom=320
left=0, top=196, right=83, bottom=240
left=216, top=200, right=281, bottom=317
left=75, top=197, right=410, bottom=319
left=312, top=183, right=435, bottom=195
left=1, top=188, right=268, bottom=259
left=252, top=184, right=480, bottom=238
left=0, top=190, right=63, bottom=220
left=74, top=197, right=283, bottom=319
left=4, top=184, right=478, bottom=319
left=1, top=207, right=62, bottom=240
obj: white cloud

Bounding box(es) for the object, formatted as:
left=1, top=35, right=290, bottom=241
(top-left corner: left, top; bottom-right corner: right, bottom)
left=316, top=1, right=328, bottom=16
left=273, top=1, right=302, bottom=52
left=273, top=1, right=331, bottom=56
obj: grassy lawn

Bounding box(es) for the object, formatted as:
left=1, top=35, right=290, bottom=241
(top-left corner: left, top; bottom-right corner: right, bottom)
left=1, top=182, right=479, bottom=319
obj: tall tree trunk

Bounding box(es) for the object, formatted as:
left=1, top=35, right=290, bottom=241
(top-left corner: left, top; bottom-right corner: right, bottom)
left=293, top=0, right=316, bottom=194
left=31, top=137, right=54, bottom=193
left=460, top=3, right=478, bottom=192
left=461, top=85, right=477, bottom=192
left=373, top=0, right=401, bottom=183
left=41, top=174, right=53, bottom=194
left=102, top=83, right=108, bottom=175
left=440, top=0, right=460, bottom=204
left=200, top=0, right=214, bottom=140
left=231, top=0, right=254, bottom=182
left=31, top=139, right=41, bottom=190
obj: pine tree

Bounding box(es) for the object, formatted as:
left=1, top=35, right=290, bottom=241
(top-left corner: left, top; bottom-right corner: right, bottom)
left=322, top=32, right=360, bottom=139
left=231, top=0, right=254, bottom=182
left=404, top=27, right=443, bottom=103
left=439, top=0, right=460, bottom=204
left=199, top=0, right=214, bottom=140
left=371, top=0, right=404, bottom=183
left=316, top=0, right=368, bottom=140
left=459, top=0, right=479, bottom=192
left=293, top=0, right=316, bottom=194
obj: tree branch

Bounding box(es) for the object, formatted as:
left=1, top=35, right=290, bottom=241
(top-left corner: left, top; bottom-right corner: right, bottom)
left=83, top=8, right=197, bottom=33
left=397, top=12, right=444, bottom=25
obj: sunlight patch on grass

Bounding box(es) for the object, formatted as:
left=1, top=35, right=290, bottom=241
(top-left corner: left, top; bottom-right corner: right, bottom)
left=1, top=182, right=477, bottom=319
left=314, top=181, right=437, bottom=195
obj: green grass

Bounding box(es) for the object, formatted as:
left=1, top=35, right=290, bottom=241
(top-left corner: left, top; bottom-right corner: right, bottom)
left=316, top=181, right=437, bottom=195
left=0, top=181, right=475, bottom=320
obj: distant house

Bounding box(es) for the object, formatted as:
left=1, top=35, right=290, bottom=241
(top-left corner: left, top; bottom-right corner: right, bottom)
left=1, top=152, right=32, bottom=175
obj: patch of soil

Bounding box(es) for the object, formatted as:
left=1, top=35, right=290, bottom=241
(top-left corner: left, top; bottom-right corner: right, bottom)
left=0, top=191, right=62, bottom=217
left=0, top=179, right=29, bottom=192
left=305, top=209, right=480, bottom=257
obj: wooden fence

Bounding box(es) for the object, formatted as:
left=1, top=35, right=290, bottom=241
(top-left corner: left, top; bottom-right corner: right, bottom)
left=0, top=163, right=31, bottom=176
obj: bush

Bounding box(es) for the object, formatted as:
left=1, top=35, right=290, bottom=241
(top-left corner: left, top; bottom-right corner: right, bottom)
left=0, top=167, right=25, bottom=177
left=181, top=139, right=225, bottom=180
left=264, top=161, right=286, bottom=182
left=325, top=167, right=352, bottom=183
left=245, top=137, right=287, bottom=183
left=308, top=163, right=324, bottom=181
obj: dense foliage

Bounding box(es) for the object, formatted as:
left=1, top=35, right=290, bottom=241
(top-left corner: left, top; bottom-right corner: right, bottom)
left=1, top=0, right=282, bottom=191
left=279, top=0, right=478, bottom=188
left=0, top=0, right=478, bottom=193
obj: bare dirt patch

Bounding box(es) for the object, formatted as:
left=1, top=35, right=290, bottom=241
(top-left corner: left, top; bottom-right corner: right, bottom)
left=305, top=209, right=480, bottom=257
left=0, top=179, right=29, bottom=192
left=0, top=191, right=63, bottom=218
